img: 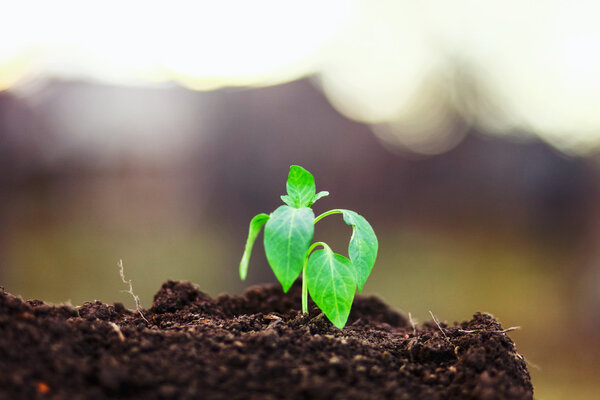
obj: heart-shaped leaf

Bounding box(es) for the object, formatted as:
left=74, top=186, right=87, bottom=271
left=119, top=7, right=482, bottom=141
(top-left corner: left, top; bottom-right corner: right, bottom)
left=264, top=205, right=314, bottom=292
left=341, top=210, right=378, bottom=292
left=306, top=247, right=356, bottom=329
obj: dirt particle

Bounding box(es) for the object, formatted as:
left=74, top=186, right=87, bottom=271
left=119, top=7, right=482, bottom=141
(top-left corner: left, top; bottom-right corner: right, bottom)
left=35, top=382, right=51, bottom=394
left=78, top=301, right=118, bottom=321
left=329, top=355, right=341, bottom=364
left=464, top=346, right=487, bottom=371
left=158, top=385, right=178, bottom=398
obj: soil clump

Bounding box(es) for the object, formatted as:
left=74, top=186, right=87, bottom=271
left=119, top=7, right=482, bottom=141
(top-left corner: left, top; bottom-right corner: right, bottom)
left=0, top=281, right=533, bottom=399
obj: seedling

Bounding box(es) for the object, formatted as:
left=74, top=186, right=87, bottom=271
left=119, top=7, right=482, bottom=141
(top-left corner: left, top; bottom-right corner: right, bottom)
left=239, top=165, right=378, bottom=329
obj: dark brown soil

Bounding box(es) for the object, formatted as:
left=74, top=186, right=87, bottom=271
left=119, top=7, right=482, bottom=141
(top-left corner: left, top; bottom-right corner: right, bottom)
left=0, top=281, right=533, bottom=399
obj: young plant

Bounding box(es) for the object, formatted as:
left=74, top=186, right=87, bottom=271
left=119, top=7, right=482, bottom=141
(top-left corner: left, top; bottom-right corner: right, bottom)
left=239, top=165, right=378, bottom=329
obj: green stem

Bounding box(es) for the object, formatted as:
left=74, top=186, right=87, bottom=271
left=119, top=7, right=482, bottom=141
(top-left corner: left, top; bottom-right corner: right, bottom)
left=302, top=266, right=307, bottom=313
left=302, top=241, right=329, bottom=313
left=313, top=209, right=343, bottom=224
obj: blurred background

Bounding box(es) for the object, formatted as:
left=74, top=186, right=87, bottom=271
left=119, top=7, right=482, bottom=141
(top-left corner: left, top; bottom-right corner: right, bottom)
left=1, top=1, right=599, bottom=398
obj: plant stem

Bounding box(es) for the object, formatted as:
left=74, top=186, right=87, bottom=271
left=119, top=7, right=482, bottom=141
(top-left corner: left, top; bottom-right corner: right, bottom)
left=313, top=209, right=343, bottom=224
left=302, top=266, right=308, bottom=313
left=302, top=241, right=328, bottom=313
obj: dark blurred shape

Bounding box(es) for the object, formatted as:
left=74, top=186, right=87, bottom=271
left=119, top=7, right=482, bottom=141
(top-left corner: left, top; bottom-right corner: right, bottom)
left=0, top=90, right=55, bottom=275
left=1, top=78, right=595, bottom=258
left=195, top=79, right=594, bottom=242
left=0, top=90, right=53, bottom=190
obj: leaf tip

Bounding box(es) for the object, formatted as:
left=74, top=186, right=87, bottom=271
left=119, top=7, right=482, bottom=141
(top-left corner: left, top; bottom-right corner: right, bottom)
left=332, top=318, right=348, bottom=330
left=239, top=253, right=250, bottom=281
left=280, top=281, right=293, bottom=293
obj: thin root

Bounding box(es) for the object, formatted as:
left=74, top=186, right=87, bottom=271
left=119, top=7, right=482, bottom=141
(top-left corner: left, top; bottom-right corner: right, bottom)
left=429, top=310, right=449, bottom=341
left=523, top=356, right=541, bottom=370
left=458, top=326, right=521, bottom=334
left=118, top=259, right=150, bottom=324
left=408, top=312, right=417, bottom=336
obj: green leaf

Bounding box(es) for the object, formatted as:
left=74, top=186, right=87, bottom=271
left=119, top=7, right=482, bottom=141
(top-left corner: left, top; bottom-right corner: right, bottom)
left=264, top=205, right=314, bottom=292
left=306, top=247, right=356, bottom=329
left=341, top=210, right=378, bottom=292
left=286, top=165, right=316, bottom=208
left=308, top=190, right=329, bottom=206
left=239, top=213, right=270, bottom=280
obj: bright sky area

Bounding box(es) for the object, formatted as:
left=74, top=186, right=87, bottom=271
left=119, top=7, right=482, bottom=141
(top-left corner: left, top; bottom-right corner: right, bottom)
left=2, top=0, right=600, bottom=155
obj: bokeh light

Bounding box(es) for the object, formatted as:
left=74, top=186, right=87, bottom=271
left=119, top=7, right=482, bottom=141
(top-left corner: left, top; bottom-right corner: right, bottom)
left=0, top=0, right=354, bottom=89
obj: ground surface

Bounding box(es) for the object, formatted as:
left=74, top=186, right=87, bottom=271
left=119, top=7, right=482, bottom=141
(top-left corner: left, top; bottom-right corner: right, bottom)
left=0, top=281, right=533, bottom=399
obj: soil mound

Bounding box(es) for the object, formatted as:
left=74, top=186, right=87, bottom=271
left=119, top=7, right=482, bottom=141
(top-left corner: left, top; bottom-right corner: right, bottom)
left=0, top=281, right=532, bottom=399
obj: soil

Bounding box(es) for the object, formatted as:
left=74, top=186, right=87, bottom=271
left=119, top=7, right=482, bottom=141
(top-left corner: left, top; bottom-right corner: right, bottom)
left=0, top=280, right=533, bottom=400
